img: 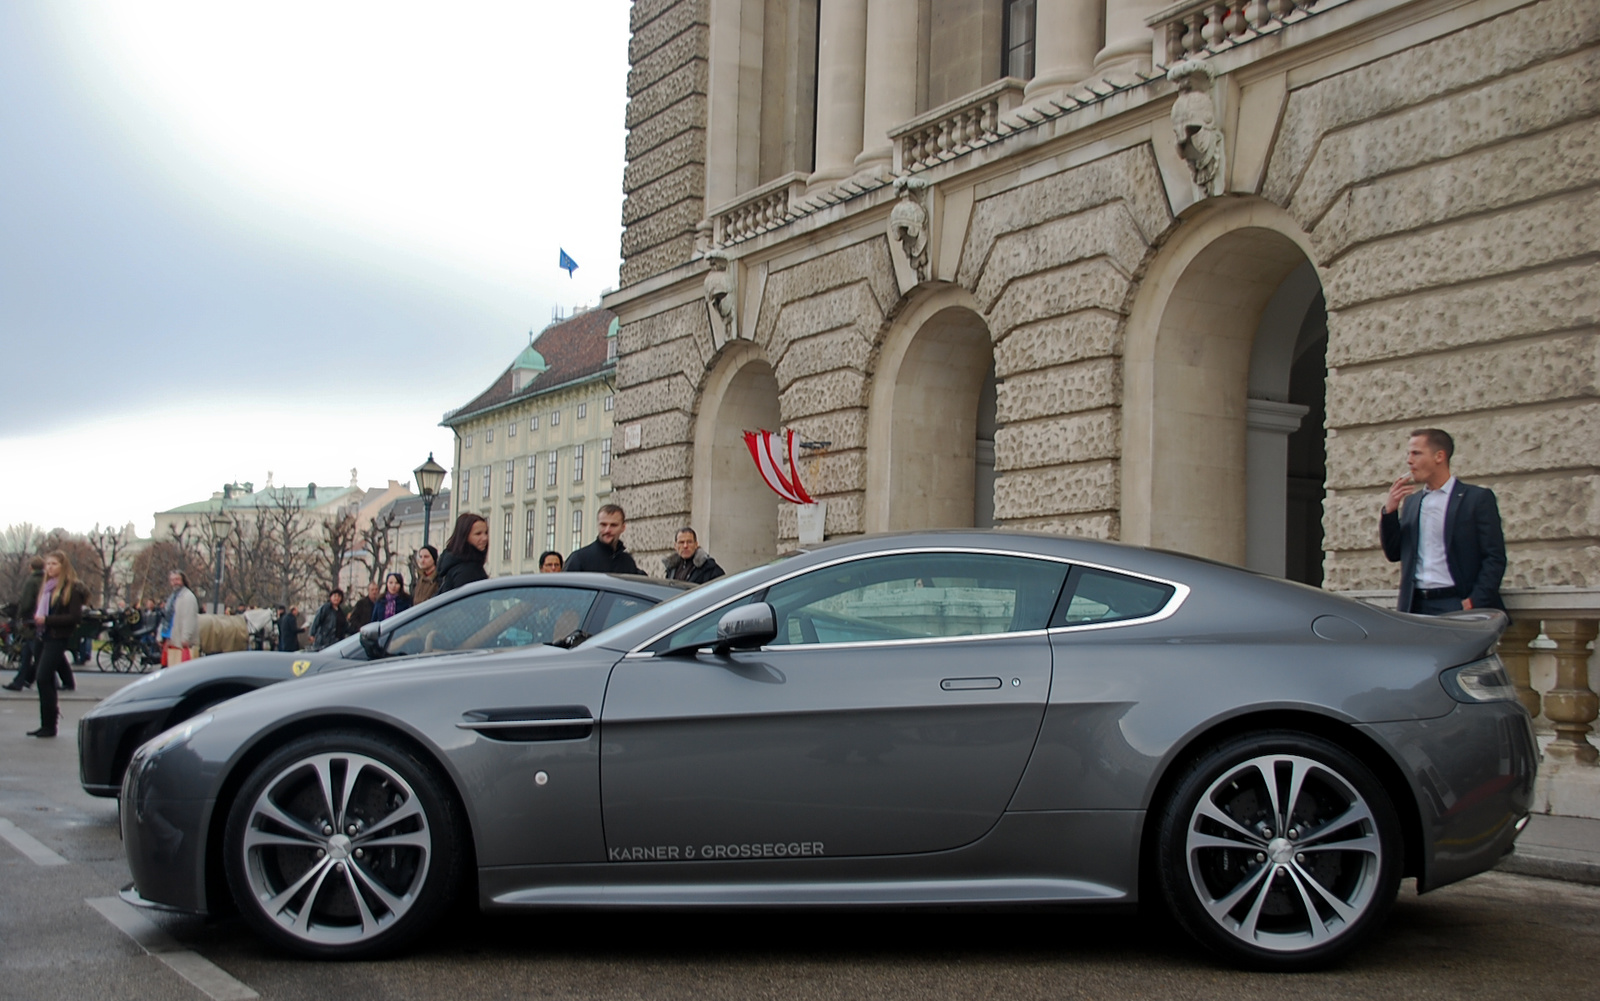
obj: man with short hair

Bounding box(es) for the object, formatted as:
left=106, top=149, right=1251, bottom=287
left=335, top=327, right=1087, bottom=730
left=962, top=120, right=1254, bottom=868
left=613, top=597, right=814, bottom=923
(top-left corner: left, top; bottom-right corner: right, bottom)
left=350, top=580, right=381, bottom=628
left=1379, top=428, right=1506, bottom=615
left=663, top=527, right=725, bottom=584
left=563, top=504, right=643, bottom=575
left=310, top=589, right=349, bottom=649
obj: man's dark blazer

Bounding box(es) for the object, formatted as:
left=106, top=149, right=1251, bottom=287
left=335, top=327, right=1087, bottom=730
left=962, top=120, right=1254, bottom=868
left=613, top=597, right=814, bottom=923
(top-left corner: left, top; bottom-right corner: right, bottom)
left=1379, top=479, right=1506, bottom=612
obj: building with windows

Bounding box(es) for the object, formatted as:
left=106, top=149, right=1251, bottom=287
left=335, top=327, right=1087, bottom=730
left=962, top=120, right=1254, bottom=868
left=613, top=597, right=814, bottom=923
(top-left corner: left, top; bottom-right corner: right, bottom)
left=154, top=473, right=413, bottom=546
left=442, top=309, right=619, bottom=572
left=604, top=0, right=1600, bottom=794
left=376, top=490, right=454, bottom=565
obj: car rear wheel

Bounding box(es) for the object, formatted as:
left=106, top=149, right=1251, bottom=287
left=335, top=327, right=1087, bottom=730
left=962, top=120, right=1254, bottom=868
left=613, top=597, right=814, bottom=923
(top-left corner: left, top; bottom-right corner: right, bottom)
left=223, top=731, right=464, bottom=959
left=1156, top=731, right=1401, bottom=970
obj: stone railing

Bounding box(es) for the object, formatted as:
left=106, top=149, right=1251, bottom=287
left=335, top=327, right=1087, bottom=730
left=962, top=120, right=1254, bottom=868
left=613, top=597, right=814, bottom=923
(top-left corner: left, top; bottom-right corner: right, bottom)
left=1499, top=615, right=1600, bottom=767
left=891, top=78, right=1027, bottom=174
left=707, top=172, right=810, bottom=247
left=1148, top=0, right=1324, bottom=62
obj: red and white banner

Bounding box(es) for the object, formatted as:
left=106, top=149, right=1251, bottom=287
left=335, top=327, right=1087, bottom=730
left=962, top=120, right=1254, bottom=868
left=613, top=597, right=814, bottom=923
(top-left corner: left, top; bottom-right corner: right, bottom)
left=743, top=429, right=814, bottom=505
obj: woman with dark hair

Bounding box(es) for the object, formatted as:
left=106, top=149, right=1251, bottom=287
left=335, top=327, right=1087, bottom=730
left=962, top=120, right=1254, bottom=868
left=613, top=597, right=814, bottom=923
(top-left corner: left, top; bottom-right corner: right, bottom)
left=437, top=513, right=489, bottom=594
left=538, top=550, right=563, bottom=573
left=28, top=550, right=85, bottom=738
left=370, top=572, right=412, bottom=623
left=412, top=545, right=441, bottom=604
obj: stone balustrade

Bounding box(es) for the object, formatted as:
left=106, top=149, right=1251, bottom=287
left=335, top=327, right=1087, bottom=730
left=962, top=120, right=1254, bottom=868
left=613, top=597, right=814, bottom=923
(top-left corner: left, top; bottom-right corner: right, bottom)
left=1149, top=0, right=1322, bottom=63
left=890, top=78, right=1027, bottom=175
left=708, top=172, right=810, bottom=248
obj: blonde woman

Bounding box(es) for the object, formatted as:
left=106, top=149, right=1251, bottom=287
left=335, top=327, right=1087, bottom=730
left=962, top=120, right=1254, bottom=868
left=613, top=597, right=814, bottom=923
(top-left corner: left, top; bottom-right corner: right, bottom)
left=29, top=550, right=85, bottom=738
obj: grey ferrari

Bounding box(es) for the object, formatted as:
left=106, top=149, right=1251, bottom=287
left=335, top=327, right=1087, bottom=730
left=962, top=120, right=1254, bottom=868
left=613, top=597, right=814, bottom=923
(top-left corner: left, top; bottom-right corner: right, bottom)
left=118, top=532, right=1535, bottom=970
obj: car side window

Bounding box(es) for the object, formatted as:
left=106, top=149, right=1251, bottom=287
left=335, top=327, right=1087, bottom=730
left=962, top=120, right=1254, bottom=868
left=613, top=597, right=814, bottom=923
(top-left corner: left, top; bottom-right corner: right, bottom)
left=385, top=587, right=598, bottom=656
left=596, top=594, right=654, bottom=634
left=648, top=593, right=761, bottom=653
left=764, top=552, right=1068, bottom=646
left=1053, top=568, right=1175, bottom=627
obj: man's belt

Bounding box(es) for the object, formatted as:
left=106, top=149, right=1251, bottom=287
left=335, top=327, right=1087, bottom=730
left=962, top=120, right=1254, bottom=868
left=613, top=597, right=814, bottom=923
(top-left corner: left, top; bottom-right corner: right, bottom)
left=1415, top=586, right=1460, bottom=600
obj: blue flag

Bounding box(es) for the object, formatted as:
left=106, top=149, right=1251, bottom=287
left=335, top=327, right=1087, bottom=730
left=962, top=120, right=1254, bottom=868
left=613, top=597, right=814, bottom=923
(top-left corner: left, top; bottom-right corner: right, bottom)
left=558, top=248, right=578, bottom=277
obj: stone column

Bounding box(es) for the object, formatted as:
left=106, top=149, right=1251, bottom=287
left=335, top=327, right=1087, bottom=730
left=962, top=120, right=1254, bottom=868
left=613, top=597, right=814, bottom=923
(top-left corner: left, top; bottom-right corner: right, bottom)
left=1243, top=399, right=1308, bottom=577
left=1497, top=618, right=1542, bottom=720
left=809, top=0, right=870, bottom=189
left=1542, top=618, right=1599, bottom=765
left=1024, top=0, right=1102, bottom=100
left=1094, top=0, right=1167, bottom=83
left=854, top=0, right=919, bottom=175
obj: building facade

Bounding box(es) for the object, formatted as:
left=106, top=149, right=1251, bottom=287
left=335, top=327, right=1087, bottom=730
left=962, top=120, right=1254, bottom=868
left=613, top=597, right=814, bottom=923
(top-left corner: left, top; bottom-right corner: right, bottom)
left=379, top=490, right=454, bottom=564
left=604, top=0, right=1600, bottom=799
left=443, top=309, right=620, bottom=573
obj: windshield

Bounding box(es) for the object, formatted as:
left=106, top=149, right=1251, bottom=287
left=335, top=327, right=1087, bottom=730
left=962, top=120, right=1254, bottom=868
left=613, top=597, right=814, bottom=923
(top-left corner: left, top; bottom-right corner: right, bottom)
left=579, top=556, right=796, bottom=650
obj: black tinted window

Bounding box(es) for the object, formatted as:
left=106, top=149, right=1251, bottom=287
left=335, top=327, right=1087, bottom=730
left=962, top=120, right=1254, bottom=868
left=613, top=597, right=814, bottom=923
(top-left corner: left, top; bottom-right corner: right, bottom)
left=1053, top=568, right=1174, bottom=626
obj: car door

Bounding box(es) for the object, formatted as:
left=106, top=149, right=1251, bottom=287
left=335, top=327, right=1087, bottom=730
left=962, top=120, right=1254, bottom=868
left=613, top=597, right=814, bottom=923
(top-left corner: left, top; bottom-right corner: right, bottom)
left=600, top=550, right=1067, bottom=861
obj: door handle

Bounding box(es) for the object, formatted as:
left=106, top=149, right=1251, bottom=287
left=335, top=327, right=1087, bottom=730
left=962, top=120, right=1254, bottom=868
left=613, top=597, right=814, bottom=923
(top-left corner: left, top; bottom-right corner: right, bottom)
left=940, top=677, right=1002, bottom=690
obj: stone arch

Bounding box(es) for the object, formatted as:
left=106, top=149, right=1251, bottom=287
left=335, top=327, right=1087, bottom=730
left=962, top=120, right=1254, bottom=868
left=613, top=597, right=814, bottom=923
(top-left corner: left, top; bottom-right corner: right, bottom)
left=1121, top=198, right=1328, bottom=574
left=692, top=341, right=782, bottom=572
left=865, top=286, right=997, bottom=533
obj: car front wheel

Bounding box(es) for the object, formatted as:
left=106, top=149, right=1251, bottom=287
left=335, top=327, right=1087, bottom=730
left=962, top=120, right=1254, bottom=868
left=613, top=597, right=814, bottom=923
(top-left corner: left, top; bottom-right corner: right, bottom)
left=223, top=731, right=464, bottom=959
left=1156, top=730, right=1401, bottom=970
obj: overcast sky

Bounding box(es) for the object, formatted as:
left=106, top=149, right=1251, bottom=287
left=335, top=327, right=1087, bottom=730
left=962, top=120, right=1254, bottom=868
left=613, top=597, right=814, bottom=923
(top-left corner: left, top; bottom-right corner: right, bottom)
left=0, top=1, right=629, bottom=536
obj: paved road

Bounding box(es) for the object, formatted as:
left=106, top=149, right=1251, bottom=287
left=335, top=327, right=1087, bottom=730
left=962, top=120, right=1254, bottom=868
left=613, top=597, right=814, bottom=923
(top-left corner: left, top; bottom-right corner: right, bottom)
left=2, top=676, right=1598, bottom=1001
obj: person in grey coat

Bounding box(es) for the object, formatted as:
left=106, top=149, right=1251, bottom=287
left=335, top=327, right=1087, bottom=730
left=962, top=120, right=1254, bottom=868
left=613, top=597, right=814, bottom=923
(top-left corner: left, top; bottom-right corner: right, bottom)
left=662, top=527, right=725, bottom=584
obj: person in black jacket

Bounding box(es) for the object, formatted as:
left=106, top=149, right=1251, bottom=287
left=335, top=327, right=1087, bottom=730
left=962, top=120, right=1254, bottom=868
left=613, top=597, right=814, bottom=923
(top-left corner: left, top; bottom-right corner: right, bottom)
left=277, top=606, right=300, bottom=652
left=2, top=557, right=45, bottom=691
left=310, top=590, right=349, bottom=650
left=563, top=504, right=642, bottom=575
left=1379, top=428, right=1506, bottom=614
left=662, top=527, right=725, bottom=584
left=370, top=573, right=412, bottom=622
left=28, top=550, right=85, bottom=737
left=437, top=513, right=490, bottom=594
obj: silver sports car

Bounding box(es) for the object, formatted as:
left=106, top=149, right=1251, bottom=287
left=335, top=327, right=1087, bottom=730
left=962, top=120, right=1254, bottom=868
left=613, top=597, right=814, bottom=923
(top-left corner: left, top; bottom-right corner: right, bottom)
left=118, top=532, right=1535, bottom=970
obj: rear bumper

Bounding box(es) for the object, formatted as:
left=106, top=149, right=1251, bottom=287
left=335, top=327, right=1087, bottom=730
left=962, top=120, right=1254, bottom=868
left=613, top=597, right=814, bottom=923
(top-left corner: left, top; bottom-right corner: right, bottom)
left=1361, top=700, right=1537, bottom=892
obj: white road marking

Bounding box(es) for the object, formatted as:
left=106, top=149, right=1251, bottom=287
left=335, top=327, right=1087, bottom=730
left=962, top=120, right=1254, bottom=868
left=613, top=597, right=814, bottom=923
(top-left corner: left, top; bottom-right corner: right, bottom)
left=0, top=817, right=68, bottom=866
left=86, top=897, right=259, bottom=1001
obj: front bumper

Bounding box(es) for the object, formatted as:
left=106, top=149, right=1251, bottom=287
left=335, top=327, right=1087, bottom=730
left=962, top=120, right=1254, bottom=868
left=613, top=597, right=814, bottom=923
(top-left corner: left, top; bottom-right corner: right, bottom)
left=120, top=739, right=214, bottom=915
left=1361, top=699, right=1538, bottom=892
left=79, top=699, right=180, bottom=797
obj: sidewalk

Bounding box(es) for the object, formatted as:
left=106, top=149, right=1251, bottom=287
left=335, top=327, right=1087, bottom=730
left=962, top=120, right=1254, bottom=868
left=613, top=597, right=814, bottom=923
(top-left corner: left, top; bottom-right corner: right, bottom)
left=1497, top=813, right=1600, bottom=886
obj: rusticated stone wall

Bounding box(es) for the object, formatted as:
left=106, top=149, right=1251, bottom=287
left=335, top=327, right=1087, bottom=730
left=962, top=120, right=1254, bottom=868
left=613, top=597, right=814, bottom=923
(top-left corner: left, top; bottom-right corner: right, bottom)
left=1290, top=0, right=1600, bottom=592
left=621, top=0, right=709, bottom=287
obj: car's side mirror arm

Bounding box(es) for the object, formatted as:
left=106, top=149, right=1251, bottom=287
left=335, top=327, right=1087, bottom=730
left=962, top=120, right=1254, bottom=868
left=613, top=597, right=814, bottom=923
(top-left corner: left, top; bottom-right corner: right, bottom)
left=358, top=621, right=387, bottom=660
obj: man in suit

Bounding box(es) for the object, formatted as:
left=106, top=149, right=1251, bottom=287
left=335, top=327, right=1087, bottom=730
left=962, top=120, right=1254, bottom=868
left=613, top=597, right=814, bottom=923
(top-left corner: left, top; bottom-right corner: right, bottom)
left=1379, top=428, right=1506, bottom=614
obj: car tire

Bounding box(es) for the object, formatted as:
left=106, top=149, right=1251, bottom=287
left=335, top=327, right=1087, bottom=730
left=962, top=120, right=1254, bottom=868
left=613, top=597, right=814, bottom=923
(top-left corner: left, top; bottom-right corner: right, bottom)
left=1155, top=730, right=1401, bottom=971
left=223, top=730, right=465, bottom=959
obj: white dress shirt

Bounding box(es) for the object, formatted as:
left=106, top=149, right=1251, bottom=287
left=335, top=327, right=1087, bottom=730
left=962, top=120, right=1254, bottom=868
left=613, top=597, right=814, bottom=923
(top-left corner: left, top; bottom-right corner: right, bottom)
left=1415, top=476, right=1457, bottom=589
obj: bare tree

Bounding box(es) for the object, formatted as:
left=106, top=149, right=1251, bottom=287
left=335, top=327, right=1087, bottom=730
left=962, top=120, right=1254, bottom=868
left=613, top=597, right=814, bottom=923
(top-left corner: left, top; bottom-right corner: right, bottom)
left=358, top=508, right=402, bottom=586
left=317, top=512, right=361, bottom=596
left=259, top=491, right=318, bottom=607
left=85, top=523, right=135, bottom=607
left=129, top=540, right=207, bottom=607
left=0, top=523, right=45, bottom=604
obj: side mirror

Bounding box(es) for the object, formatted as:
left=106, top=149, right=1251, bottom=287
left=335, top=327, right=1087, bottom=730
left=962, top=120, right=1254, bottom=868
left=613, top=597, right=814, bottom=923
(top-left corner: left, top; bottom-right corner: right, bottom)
left=358, top=620, right=387, bottom=660
left=713, top=602, right=777, bottom=655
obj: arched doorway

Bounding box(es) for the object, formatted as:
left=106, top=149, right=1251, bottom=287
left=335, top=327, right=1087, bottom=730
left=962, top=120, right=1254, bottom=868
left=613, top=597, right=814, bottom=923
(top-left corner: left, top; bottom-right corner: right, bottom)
left=692, top=344, right=781, bottom=572
left=867, top=291, right=996, bottom=531
left=1122, top=200, right=1328, bottom=578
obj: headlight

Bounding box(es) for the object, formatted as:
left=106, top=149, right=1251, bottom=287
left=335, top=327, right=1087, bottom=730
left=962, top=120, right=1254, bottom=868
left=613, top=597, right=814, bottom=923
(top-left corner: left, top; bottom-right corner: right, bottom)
left=1441, top=655, right=1517, bottom=704
left=135, top=714, right=214, bottom=760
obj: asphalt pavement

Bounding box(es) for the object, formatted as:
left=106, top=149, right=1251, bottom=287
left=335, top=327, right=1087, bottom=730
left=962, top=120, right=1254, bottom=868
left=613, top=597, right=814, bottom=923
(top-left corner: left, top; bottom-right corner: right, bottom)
left=1, top=668, right=1598, bottom=1000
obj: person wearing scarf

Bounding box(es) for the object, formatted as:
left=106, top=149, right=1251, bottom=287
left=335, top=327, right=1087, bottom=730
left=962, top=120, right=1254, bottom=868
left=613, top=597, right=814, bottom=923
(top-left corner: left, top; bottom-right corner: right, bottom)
left=370, top=573, right=412, bottom=623
left=28, top=550, right=85, bottom=737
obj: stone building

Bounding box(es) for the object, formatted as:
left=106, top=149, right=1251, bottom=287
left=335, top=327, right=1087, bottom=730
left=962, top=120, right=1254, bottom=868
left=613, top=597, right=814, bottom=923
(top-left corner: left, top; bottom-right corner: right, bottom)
left=378, top=490, right=454, bottom=564
left=603, top=0, right=1600, bottom=804
left=443, top=309, right=620, bottom=571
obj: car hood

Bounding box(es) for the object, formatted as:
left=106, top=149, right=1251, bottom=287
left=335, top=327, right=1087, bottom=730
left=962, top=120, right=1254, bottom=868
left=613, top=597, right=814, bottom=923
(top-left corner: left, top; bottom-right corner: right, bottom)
left=89, top=649, right=336, bottom=712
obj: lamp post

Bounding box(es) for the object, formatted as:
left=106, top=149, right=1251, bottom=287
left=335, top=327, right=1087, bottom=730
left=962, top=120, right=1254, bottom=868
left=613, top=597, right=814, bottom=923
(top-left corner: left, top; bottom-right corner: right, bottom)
left=208, top=506, right=231, bottom=615
left=413, top=453, right=447, bottom=549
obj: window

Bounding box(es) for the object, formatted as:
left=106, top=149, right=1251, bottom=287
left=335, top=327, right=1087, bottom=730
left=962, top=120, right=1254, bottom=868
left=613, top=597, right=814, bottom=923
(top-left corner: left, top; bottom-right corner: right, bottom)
left=1052, top=568, right=1176, bottom=627
left=545, top=504, right=556, bottom=551
left=600, top=439, right=612, bottom=478
left=577, top=402, right=587, bottom=420
left=546, top=450, right=558, bottom=488
left=508, top=421, right=517, bottom=438
left=774, top=553, right=1067, bottom=647
left=571, top=508, right=583, bottom=552
left=530, top=415, right=539, bottom=431
left=524, top=508, right=537, bottom=559
left=481, top=465, right=491, bottom=500
left=465, top=434, right=473, bottom=449
left=525, top=455, right=537, bottom=491
left=607, top=339, right=618, bottom=361
left=604, top=394, right=614, bottom=412
left=461, top=467, right=470, bottom=499
left=1003, top=0, right=1036, bottom=79
left=596, top=594, right=653, bottom=634
left=504, top=460, right=515, bottom=495
left=573, top=444, right=585, bottom=482
left=385, top=586, right=599, bottom=656
left=502, top=510, right=512, bottom=561
left=551, top=409, right=560, bottom=426
left=486, top=427, right=494, bottom=443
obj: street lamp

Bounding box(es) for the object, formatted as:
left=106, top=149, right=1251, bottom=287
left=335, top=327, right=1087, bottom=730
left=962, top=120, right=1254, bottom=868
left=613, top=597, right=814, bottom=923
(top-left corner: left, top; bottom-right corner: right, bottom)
left=208, top=506, right=231, bottom=615
left=413, top=453, right=447, bottom=549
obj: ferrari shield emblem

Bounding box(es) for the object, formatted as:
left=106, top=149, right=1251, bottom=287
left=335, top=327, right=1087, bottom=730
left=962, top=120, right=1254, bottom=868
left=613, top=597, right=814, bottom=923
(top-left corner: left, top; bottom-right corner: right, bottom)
left=291, top=660, right=311, bottom=677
